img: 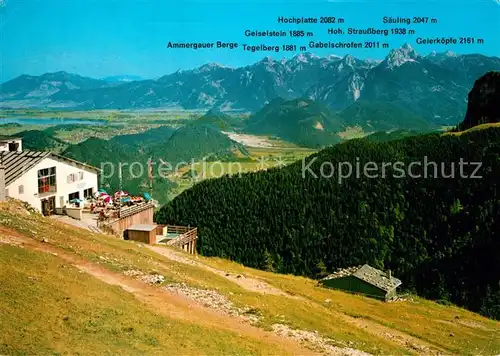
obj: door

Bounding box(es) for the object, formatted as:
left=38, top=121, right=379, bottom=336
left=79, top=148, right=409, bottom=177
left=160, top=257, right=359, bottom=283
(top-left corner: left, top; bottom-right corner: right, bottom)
left=41, top=197, right=56, bottom=216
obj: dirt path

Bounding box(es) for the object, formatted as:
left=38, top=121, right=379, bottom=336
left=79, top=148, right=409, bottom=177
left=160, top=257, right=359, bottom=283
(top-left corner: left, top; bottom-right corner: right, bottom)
left=0, top=227, right=319, bottom=356
left=147, top=245, right=447, bottom=355
left=146, top=245, right=288, bottom=296
left=334, top=314, right=445, bottom=355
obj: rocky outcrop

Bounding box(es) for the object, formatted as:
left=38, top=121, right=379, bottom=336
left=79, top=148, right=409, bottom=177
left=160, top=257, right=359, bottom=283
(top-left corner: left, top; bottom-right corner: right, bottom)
left=460, top=71, right=500, bottom=130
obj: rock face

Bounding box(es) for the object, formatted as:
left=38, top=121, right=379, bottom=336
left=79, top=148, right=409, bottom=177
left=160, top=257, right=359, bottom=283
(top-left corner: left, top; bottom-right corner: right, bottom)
left=460, top=71, right=500, bottom=130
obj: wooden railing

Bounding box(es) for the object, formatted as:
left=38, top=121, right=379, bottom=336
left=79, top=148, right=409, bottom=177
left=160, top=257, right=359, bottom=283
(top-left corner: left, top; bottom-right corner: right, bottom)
left=166, top=227, right=197, bottom=248
left=119, top=202, right=155, bottom=219
left=97, top=202, right=155, bottom=236
left=164, top=225, right=193, bottom=235
left=96, top=202, right=154, bottom=227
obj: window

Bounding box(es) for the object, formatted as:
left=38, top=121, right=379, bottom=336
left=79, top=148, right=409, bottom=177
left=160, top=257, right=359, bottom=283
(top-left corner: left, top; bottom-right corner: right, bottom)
left=67, top=173, right=76, bottom=183
left=68, top=192, right=80, bottom=202
left=18, top=185, right=24, bottom=195
left=68, top=172, right=84, bottom=183
left=38, top=167, right=57, bottom=194
left=84, top=188, right=94, bottom=199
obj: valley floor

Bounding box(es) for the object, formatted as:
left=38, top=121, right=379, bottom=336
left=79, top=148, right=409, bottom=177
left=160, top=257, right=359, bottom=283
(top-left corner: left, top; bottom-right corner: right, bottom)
left=0, top=200, right=499, bottom=355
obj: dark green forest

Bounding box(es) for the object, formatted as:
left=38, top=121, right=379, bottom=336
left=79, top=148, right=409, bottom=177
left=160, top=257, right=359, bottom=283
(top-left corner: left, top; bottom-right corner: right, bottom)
left=156, top=127, right=500, bottom=319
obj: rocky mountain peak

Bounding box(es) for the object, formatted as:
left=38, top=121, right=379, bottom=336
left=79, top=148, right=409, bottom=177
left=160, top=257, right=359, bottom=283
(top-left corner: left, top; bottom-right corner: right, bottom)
left=444, top=50, right=457, bottom=57
left=292, top=52, right=319, bottom=64
left=384, top=43, right=420, bottom=69
left=195, top=63, right=227, bottom=73
left=260, top=56, right=274, bottom=63
left=427, top=50, right=457, bottom=60
left=341, top=54, right=356, bottom=65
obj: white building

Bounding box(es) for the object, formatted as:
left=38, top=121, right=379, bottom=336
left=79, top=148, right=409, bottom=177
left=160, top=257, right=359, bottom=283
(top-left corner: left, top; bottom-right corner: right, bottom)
left=0, top=136, right=22, bottom=153
left=0, top=141, right=100, bottom=216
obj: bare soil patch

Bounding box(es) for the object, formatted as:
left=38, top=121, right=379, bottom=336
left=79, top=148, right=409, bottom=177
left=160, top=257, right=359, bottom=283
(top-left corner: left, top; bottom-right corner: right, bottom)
left=147, top=245, right=287, bottom=296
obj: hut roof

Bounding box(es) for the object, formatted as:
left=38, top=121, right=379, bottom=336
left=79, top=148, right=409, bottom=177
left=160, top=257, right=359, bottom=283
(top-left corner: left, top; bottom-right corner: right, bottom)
left=322, top=264, right=402, bottom=292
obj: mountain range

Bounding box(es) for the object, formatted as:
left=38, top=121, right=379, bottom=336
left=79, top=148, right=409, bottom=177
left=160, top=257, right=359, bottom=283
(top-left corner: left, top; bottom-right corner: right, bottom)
left=2, top=44, right=500, bottom=125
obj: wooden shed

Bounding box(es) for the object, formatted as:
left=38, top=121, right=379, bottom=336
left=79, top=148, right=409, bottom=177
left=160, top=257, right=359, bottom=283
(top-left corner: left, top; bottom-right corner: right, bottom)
left=321, top=264, right=402, bottom=301
left=125, top=224, right=157, bottom=244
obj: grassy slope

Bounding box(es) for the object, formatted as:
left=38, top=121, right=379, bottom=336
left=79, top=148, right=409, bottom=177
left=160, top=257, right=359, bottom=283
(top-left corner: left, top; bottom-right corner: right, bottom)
left=0, top=246, right=276, bottom=356
left=444, top=122, right=500, bottom=136
left=1, top=201, right=499, bottom=355
left=201, top=257, right=500, bottom=355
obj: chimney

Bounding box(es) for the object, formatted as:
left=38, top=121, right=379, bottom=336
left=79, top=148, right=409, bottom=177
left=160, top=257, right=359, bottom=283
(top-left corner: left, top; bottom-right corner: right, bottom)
left=387, top=269, right=392, bottom=279
left=9, top=138, right=22, bottom=152
left=0, top=158, right=5, bottom=202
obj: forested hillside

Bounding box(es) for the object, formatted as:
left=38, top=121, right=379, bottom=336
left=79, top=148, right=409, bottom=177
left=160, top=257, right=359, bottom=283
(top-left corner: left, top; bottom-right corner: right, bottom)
left=13, top=130, right=68, bottom=153
left=364, top=130, right=423, bottom=142
left=158, top=123, right=245, bottom=163
left=110, top=125, right=175, bottom=149
left=244, top=98, right=343, bottom=148
left=156, top=127, right=500, bottom=319
left=194, top=109, right=245, bottom=131
left=338, top=101, right=436, bottom=132
left=62, top=123, right=244, bottom=204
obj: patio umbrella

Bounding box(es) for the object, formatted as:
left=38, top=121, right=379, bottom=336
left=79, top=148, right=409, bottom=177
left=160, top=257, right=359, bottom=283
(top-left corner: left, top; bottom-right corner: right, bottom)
left=115, top=190, right=128, bottom=197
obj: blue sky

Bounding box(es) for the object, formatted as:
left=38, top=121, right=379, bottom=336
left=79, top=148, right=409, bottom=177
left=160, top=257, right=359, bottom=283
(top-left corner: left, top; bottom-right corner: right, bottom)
left=0, top=0, right=498, bottom=81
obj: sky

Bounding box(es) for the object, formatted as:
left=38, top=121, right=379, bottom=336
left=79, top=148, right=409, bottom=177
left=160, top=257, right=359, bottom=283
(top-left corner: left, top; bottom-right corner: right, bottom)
left=0, top=0, right=499, bottom=82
